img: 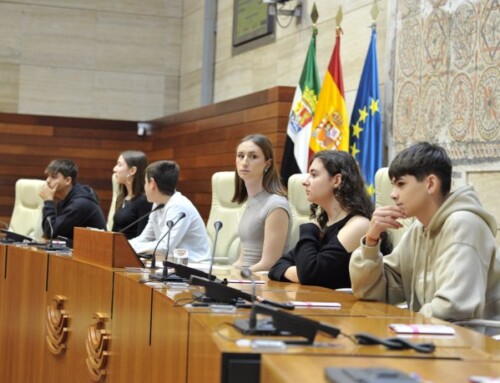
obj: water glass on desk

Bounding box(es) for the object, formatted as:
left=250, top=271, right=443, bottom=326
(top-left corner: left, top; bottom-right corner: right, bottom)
left=173, top=248, right=188, bottom=266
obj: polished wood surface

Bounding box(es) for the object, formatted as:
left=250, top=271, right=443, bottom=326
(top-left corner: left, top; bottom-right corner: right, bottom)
left=0, top=246, right=48, bottom=383
left=261, top=354, right=500, bottom=383
left=107, top=272, right=152, bottom=383
left=72, top=228, right=142, bottom=268
left=186, top=311, right=493, bottom=366
left=43, top=253, right=114, bottom=383
left=0, top=245, right=7, bottom=373
left=150, top=287, right=192, bottom=383
left=0, top=244, right=498, bottom=383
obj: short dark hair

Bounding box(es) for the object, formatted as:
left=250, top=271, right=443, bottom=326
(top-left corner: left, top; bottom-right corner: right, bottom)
left=145, top=160, right=179, bottom=196
left=232, top=134, right=286, bottom=204
left=389, top=142, right=452, bottom=195
left=45, top=159, right=78, bottom=184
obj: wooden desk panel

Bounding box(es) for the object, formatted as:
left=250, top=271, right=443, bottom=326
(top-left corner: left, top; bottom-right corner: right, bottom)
left=150, top=287, right=192, bottom=383
left=0, top=245, right=6, bottom=372
left=261, top=355, right=500, bottom=383
left=107, top=272, right=152, bottom=383
left=43, top=254, right=114, bottom=383
left=1, top=246, right=48, bottom=383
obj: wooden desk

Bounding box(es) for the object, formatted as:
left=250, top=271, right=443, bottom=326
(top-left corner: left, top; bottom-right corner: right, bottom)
left=186, top=310, right=498, bottom=383
left=0, top=245, right=48, bottom=383
left=1, top=245, right=498, bottom=383
left=0, top=244, right=6, bottom=371
left=43, top=253, right=114, bottom=383
left=261, top=354, right=500, bottom=383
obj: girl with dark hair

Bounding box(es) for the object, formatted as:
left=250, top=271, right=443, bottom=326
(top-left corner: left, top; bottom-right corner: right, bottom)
left=232, top=134, right=292, bottom=272
left=112, top=151, right=152, bottom=239
left=268, top=150, right=373, bottom=289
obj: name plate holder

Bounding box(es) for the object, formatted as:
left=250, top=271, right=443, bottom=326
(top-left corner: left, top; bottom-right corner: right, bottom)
left=73, top=228, right=143, bottom=268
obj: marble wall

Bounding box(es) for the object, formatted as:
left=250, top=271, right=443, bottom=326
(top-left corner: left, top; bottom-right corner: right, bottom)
left=0, top=0, right=182, bottom=120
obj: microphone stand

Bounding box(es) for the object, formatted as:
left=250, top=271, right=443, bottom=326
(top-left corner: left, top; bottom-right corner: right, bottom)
left=241, top=268, right=257, bottom=329
left=150, top=219, right=173, bottom=270
left=159, top=220, right=174, bottom=277
left=207, top=221, right=223, bottom=281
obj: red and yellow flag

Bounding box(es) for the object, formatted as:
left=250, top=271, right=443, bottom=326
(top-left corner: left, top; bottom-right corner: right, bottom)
left=310, top=28, right=348, bottom=154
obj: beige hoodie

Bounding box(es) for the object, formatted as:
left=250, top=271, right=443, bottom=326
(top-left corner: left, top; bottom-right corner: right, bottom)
left=350, top=185, right=500, bottom=321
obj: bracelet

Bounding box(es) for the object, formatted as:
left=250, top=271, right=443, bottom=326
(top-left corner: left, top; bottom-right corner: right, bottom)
left=365, top=234, right=380, bottom=245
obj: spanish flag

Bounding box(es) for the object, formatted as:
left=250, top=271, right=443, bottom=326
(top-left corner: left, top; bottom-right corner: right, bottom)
left=310, top=28, right=348, bottom=154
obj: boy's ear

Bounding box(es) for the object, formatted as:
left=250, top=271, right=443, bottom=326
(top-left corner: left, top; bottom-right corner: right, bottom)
left=426, top=174, right=440, bottom=195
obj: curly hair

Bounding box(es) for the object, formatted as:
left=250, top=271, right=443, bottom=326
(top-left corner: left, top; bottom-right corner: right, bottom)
left=308, top=150, right=374, bottom=229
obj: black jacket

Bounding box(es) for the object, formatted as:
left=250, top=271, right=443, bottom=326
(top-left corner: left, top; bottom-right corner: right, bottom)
left=42, top=183, right=107, bottom=240
left=268, top=215, right=353, bottom=290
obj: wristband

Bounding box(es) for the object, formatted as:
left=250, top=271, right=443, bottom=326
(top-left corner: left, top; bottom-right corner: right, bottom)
left=365, top=234, right=380, bottom=245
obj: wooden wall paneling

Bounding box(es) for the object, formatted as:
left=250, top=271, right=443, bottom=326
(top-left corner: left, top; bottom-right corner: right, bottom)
left=149, top=87, right=294, bottom=222
left=0, top=113, right=154, bottom=225
left=0, top=87, right=294, bottom=225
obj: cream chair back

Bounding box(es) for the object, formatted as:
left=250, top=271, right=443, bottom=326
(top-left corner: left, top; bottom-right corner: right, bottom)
left=206, top=172, right=245, bottom=265
left=287, top=173, right=311, bottom=247
left=9, top=179, right=46, bottom=240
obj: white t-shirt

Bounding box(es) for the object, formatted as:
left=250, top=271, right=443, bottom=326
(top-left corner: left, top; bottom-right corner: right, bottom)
left=129, top=192, right=210, bottom=263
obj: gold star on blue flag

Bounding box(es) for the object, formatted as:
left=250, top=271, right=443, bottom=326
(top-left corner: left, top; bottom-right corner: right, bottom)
left=349, top=26, right=382, bottom=200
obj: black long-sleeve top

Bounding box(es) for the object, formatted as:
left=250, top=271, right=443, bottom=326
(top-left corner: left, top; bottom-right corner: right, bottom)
left=42, top=183, right=107, bottom=240
left=112, top=194, right=153, bottom=239
left=268, top=214, right=353, bottom=290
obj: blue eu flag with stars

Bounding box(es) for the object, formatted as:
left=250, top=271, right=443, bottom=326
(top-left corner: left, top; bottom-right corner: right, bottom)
left=349, top=26, right=382, bottom=199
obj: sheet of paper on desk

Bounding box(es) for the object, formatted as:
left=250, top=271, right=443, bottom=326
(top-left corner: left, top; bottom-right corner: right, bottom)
left=227, top=279, right=266, bottom=284
left=289, top=301, right=341, bottom=308
left=389, top=324, right=455, bottom=335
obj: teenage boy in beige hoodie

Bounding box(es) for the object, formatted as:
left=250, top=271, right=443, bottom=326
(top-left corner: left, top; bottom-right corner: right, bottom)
left=350, top=142, right=500, bottom=323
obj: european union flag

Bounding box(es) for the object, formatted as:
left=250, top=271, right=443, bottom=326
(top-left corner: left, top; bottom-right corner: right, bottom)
left=349, top=27, right=382, bottom=199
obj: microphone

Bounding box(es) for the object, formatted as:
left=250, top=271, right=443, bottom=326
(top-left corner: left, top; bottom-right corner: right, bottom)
left=118, top=203, right=165, bottom=234
left=207, top=221, right=223, bottom=281
left=241, top=268, right=257, bottom=329
left=46, top=217, right=55, bottom=249
left=150, top=212, right=186, bottom=269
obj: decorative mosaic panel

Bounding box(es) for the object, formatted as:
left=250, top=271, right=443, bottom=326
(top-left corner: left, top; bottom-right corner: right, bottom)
left=392, top=0, right=500, bottom=164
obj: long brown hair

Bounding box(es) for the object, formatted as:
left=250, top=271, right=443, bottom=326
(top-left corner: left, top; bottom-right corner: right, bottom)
left=116, top=150, right=148, bottom=209
left=232, top=134, right=286, bottom=204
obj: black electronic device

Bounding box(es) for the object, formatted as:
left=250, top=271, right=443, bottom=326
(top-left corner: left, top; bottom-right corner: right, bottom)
left=189, top=275, right=295, bottom=310
left=0, top=229, right=33, bottom=243
left=233, top=303, right=338, bottom=344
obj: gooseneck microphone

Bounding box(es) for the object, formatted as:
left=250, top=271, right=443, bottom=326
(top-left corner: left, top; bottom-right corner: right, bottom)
left=150, top=212, right=186, bottom=269
left=118, top=203, right=165, bottom=234
left=46, top=217, right=55, bottom=250
left=241, top=267, right=257, bottom=329
left=207, top=221, right=223, bottom=281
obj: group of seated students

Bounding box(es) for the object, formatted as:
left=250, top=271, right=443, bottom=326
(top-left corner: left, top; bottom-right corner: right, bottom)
left=37, top=135, right=500, bottom=325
